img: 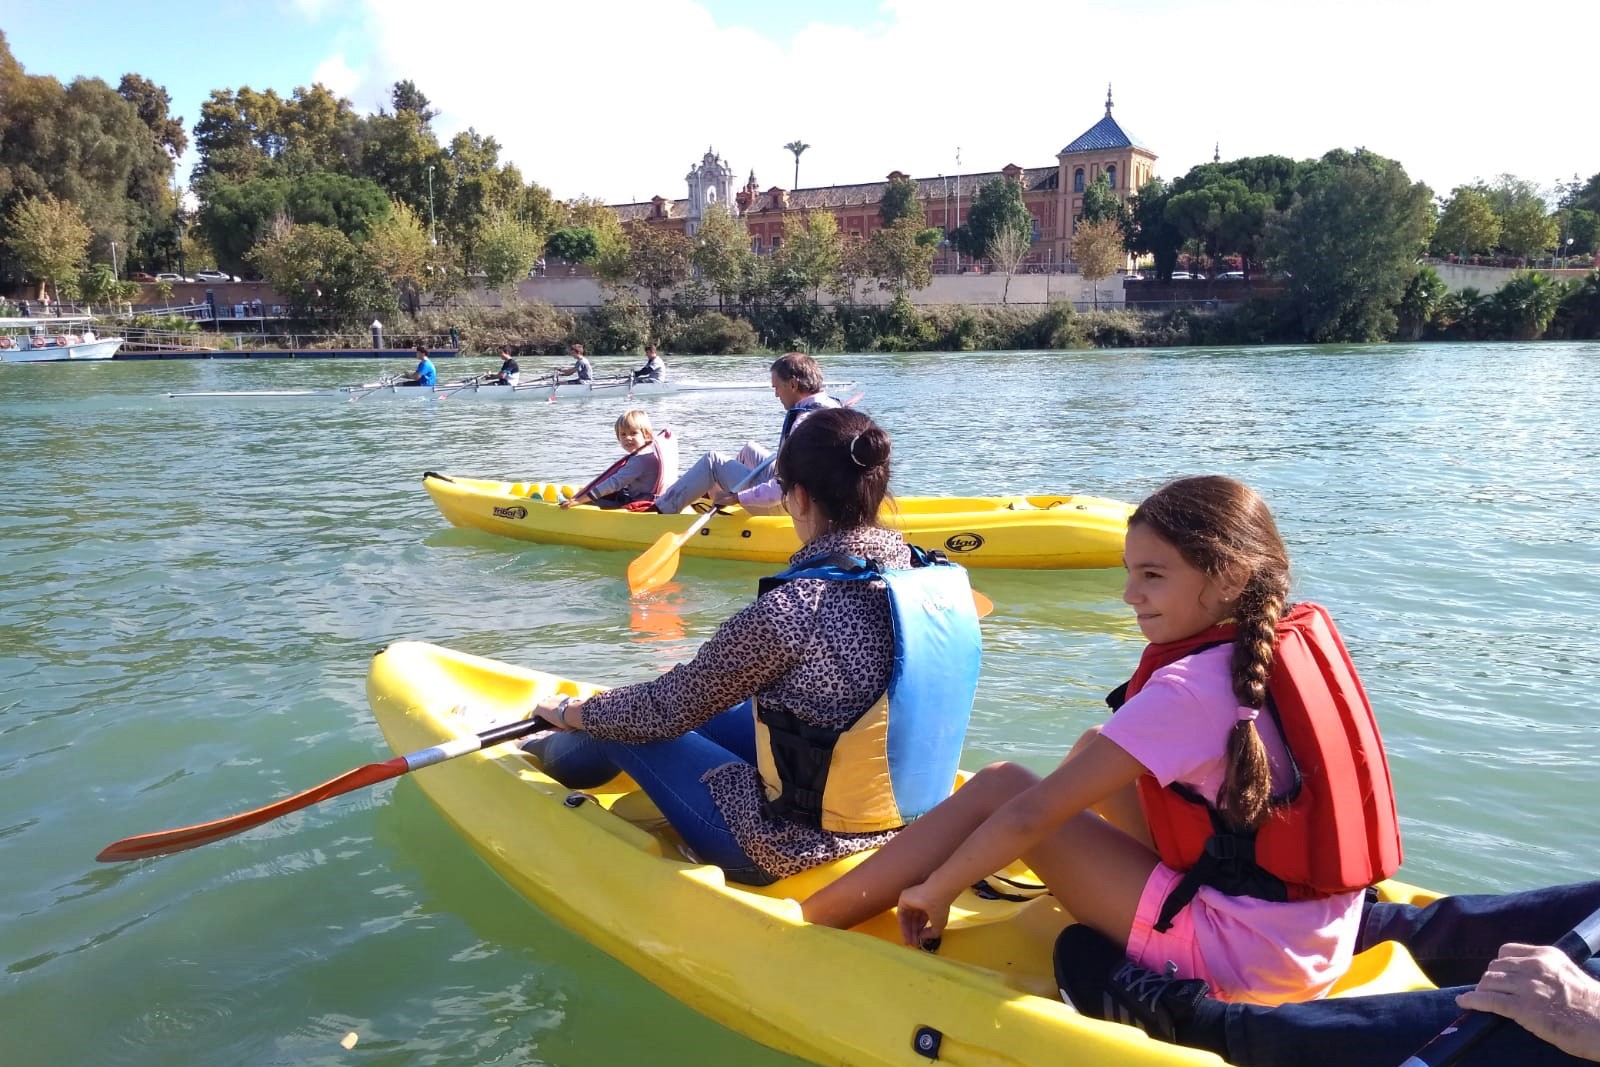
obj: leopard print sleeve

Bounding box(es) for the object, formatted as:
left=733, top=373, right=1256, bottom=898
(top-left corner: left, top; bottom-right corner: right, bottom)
left=580, top=585, right=814, bottom=743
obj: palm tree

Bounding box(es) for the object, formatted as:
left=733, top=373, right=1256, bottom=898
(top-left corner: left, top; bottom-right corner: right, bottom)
left=784, top=141, right=810, bottom=191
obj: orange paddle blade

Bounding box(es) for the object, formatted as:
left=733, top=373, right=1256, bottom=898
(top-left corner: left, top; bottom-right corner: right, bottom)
left=628, top=530, right=689, bottom=597
left=95, top=758, right=408, bottom=862
left=971, top=588, right=994, bottom=619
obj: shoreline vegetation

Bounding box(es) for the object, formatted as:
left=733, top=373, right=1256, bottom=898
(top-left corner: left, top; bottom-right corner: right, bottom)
left=2, top=35, right=1598, bottom=352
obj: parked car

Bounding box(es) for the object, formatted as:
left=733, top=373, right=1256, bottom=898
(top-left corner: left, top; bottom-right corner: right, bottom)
left=1215, top=270, right=1246, bottom=281
left=1170, top=271, right=1206, bottom=280
left=129, top=272, right=158, bottom=283
left=154, top=272, right=191, bottom=283
left=193, top=270, right=240, bottom=283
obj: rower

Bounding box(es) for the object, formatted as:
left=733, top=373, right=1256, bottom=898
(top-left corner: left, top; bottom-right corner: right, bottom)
left=555, top=343, right=593, bottom=384
left=631, top=343, right=666, bottom=384
left=398, top=346, right=437, bottom=387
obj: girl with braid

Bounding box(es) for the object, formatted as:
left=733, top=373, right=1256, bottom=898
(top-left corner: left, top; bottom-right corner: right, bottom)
left=802, top=475, right=1401, bottom=1012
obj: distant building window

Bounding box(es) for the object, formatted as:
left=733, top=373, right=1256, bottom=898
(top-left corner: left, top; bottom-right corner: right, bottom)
left=1031, top=218, right=1041, bottom=242
left=1107, top=164, right=1117, bottom=190
left=752, top=236, right=762, bottom=253
left=1073, top=168, right=1085, bottom=193
left=771, top=236, right=782, bottom=252
left=850, top=230, right=861, bottom=239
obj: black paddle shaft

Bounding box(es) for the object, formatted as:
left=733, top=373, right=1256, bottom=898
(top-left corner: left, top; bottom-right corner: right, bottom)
left=1398, top=904, right=1600, bottom=1067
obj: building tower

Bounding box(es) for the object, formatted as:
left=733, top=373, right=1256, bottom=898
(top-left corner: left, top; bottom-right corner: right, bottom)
left=685, top=148, right=736, bottom=235
left=1054, top=84, right=1158, bottom=262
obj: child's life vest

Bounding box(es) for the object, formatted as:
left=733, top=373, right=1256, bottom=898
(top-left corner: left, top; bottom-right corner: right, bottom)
left=1106, top=602, right=1403, bottom=932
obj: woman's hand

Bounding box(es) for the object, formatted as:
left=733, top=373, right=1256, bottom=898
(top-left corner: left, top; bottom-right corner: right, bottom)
left=1456, top=944, right=1600, bottom=1061
left=896, top=880, right=956, bottom=947
left=559, top=496, right=579, bottom=509
left=531, top=696, right=586, bottom=731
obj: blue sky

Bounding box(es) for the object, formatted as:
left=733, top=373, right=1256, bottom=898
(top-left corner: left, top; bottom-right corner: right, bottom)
left=7, top=1, right=1594, bottom=206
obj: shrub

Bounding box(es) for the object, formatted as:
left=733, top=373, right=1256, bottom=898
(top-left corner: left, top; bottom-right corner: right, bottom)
left=577, top=298, right=651, bottom=354
left=667, top=311, right=760, bottom=354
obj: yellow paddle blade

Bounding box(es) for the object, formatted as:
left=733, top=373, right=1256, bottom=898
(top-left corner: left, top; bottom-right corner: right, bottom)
left=971, top=588, right=994, bottom=619
left=628, top=530, right=689, bottom=597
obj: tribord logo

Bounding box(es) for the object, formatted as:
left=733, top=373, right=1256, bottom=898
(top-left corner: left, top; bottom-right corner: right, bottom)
left=493, top=505, right=529, bottom=520
left=944, top=532, right=984, bottom=553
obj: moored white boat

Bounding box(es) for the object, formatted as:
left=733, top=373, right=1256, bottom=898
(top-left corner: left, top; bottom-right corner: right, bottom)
left=0, top=317, right=123, bottom=363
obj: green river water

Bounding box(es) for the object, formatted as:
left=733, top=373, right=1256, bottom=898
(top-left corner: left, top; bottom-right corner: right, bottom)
left=2, top=343, right=1597, bottom=1065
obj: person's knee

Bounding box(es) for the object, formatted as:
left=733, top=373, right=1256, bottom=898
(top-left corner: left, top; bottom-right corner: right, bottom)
left=967, top=761, right=1039, bottom=804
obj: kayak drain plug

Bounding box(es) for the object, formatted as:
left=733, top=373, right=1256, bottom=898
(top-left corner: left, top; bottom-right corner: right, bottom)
left=912, top=1026, right=942, bottom=1059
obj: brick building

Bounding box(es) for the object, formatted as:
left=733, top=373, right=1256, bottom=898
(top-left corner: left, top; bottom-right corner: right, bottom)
left=609, top=88, right=1155, bottom=270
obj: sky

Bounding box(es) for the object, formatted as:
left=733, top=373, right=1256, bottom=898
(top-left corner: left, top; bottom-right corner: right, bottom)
left=7, top=0, right=1596, bottom=206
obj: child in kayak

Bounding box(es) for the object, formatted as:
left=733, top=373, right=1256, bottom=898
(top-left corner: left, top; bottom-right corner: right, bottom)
left=560, top=410, right=676, bottom=510
left=802, top=475, right=1401, bottom=1008
left=528, top=409, right=982, bottom=886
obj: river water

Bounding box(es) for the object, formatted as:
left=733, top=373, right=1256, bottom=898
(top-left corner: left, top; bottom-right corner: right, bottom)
left=2, top=343, right=1596, bottom=1066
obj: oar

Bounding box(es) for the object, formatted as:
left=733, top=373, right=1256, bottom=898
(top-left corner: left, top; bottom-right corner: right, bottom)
left=435, top=377, right=482, bottom=401
left=627, top=391, right=867, bottom=597
left=95, top=712, right=551, bottom=862
left=347, top=375, right=396, bottom=403
left=1397, top=903, right=1600, bottom=1067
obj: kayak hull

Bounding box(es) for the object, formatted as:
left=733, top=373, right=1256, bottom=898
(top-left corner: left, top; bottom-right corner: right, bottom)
left=423, top=473, right=1136, bottom=570
left=368, top=641, right=1439, bottom=1067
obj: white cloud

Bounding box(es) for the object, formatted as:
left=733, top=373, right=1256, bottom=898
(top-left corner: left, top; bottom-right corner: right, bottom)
left=323, top=0, right=1598, bottom=205
left=311, top=53, right=360, bottom=99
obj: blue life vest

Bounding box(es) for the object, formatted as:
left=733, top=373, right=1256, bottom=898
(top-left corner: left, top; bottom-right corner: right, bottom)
left=752, top=547, right=982, bottom=832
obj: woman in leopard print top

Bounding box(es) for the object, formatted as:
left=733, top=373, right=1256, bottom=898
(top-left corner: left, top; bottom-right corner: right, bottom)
left=529, top=408, right=964, bottom=885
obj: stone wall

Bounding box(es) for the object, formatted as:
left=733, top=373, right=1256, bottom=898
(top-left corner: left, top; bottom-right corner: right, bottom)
left=1428, top=262, right=1596, bottom=294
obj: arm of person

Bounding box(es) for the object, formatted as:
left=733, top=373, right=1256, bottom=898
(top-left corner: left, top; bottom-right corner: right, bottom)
left=898, top=734, right=1147, bottom=943
left=1455, top=944, right=1600, bottom=1062
left=533, top=589, right=808, bottom=744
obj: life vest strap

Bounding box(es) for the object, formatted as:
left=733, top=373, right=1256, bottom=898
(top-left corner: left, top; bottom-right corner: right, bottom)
left=758, top=705, right=845, bottom=828
left=1152, top=825, right=1290, bottom=932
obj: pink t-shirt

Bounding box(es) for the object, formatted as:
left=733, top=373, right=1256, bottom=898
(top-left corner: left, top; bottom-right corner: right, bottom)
left=1100, top=644, right=1364, bottom=1005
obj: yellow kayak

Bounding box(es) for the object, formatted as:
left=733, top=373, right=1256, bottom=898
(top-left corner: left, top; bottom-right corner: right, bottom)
left=422, top=472, right=1136, bottom=569
left=368, top=640, right=1439, bottom=1067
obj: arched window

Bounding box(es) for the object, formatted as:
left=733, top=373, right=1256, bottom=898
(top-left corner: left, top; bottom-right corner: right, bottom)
left=1106, top=164, right=1117, bottom=190
left=1073, top=168, right=1085, bottom=193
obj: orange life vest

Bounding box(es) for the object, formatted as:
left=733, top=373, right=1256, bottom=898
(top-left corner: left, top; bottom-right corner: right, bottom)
left=1109, top=601, right=1403, bottom=931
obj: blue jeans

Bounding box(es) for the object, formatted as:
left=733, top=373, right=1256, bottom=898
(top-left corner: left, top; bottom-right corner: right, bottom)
left=1200, top=881, right=1600, bottom=1067
left=529, top=703, right=777, bottom=886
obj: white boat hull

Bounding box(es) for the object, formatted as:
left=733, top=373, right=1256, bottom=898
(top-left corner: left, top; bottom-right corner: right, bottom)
left=1, top=338, right=123, bottom=363
left=168, top=379, right=839, bottom=402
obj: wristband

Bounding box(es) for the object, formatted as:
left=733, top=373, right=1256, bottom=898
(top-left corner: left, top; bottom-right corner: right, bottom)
left=556, top=696, right=574, bottom=728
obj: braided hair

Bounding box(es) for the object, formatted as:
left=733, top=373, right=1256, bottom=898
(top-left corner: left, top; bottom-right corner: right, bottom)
left=1129, top=475, right=1290, bottom=830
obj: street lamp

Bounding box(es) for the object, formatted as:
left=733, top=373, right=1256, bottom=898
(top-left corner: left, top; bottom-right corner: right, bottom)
left=427, top=164, right=437, bottom=246
left=110, top=240, right=119, bottom=280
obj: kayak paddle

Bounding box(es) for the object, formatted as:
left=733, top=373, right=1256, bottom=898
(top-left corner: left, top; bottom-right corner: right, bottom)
left=95, top=712, right=551, bottom=863
left=627, top=390, right=866, bottom=597
left=1397, top=902, right=1600, bottom=1067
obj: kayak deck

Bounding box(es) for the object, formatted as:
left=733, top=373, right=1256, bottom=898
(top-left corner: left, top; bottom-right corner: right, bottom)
left=369, top=641, right=1438, bottom=1067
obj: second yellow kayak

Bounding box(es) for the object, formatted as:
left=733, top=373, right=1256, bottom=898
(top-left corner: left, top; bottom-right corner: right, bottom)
left=423, top=472, right=1135, bottom=569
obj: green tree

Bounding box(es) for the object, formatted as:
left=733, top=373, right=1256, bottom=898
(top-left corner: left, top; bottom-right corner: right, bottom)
left=865, top=216, right=939, bottom=295
left=476, top=209, right=543, bottom=291
left=1165, top=177, right=1270, bottom=277
left=1489, top=271, right=1562, bottom=338
left=251, top=221, right=394, bottom=323
left=1271, top=148, right=1435, bottom=342
left=1126, top=177, right=1182, bottom=280
left=956, top=175, right=1034, bottom=263
left=1396, top=265, right=1446, bottom=340
left=117, top=73, right=187, bottom=158
left=1498, top=198, right=1559, bottom=259
left=563, top=197, right=628, bottom=280
left=784, top=140, right=810, bottom=189
left=198, top=172, right=390, bottom=273
left=5, top=193, right=93, bottom=298
left=545, top=226, right=600, bottom=265
left=192, top=86, right=289, bottom=183
left=878, top=174, right=921, bottom=227
left=1081, top=173, right=1126, bottom=226
left=1435, top=286, right=1490, bottom=340
left=624, top=224, right=692, bottom=307
left=1549, top=271, right=1600, bottom=339
left=691, top=203, right=754, bottom=308
left=1432, top=187, right=1501, bottom=256
left=78, top=262, right=139, bottom=310
left=1073, top=217, right=1125, bottom=308
left=389, top=79, right=438, bottom=124
left=1562, top=172, right=1600, bottom=215
left=363, top=201, right=435, bottom=312
left=986, top=221, right=1033, bottom=303
left=1559, top=209, right=1600, bottom=257
left=771, top=210, right=842, bottom=302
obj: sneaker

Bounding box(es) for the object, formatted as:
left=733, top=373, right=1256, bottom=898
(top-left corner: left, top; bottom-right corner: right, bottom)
left=1053, top=924, right=1209, bottom=1043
